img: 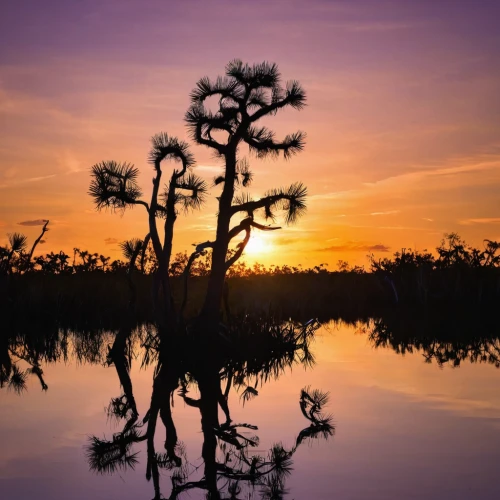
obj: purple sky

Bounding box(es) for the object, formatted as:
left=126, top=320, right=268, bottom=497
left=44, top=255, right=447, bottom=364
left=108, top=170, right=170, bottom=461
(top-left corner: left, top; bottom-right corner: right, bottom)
left=1, top=0, right=499, bottom=265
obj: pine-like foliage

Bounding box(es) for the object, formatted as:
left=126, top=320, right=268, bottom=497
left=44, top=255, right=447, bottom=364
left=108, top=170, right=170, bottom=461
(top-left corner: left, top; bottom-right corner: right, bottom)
left=89, top=161, right=142, bottom=211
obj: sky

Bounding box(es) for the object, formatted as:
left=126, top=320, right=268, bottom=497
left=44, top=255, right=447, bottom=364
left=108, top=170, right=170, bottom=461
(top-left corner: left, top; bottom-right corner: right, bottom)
left=1, top=0, right=499, bottom=268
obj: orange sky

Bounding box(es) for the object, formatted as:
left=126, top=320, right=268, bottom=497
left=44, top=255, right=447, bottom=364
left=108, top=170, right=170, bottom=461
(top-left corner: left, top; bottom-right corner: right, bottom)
left=1, top=0, right=499, bottom=268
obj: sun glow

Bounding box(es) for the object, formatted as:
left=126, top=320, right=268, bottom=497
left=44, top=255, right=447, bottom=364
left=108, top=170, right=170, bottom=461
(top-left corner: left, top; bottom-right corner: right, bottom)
left=245, top=234, right=274, bottom=255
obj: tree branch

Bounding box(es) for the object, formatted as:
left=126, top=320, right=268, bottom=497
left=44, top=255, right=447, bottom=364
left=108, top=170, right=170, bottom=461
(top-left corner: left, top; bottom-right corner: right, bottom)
left=28, top=220, right=49, bottom=263
left=230, top=183, right=307, bottom=224
left=180, top=241, right=214, bottom=318
left=230, top=194, right=284, bottom=217
left=228, top=216, right=280, bottom=241
left=249, top=80, right=306, bottom=122
left=140, top=233, right=151, bottom=274
left=225, top=228, right=251, bottom=270
left=148, top=163, right=163, bottom=259
left=244, top=128, right=305, bottom=160
left=89, top=161, right=146, bottom=212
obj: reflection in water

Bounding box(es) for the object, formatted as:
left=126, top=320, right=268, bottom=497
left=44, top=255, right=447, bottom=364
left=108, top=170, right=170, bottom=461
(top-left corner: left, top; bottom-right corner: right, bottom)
left=3, top=312, right=500, bottom=498
left=365, top=313, right=500, bottom=368
left=1, top=327, right=50, bottom=393
left=84, top=317, right=333, bottom=499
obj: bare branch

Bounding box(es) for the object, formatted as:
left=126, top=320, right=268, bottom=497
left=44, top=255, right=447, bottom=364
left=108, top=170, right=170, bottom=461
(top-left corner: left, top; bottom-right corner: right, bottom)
left=140, top=233, right=151, bottom=274
left=228, top=216, right=280, bottom=242
left=28, top=220, right=49, bottom=263
left=225, top=227, right=251, bottom=270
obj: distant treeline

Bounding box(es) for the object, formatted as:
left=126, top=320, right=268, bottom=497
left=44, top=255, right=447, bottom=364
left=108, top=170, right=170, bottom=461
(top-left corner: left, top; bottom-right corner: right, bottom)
left=2, top=231, right=500, bottom=277
left=1, top=232, right=500, bottom=322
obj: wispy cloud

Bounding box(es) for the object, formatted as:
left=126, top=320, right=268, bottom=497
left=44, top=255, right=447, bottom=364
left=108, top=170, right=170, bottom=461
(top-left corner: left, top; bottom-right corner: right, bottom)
left=309, top=191, right=357, bottom=201
left=18, top=219, right=48, bottom=226
left=275, top=236, right=300, bottom=246
left=459, top=217, right=500, bottom=225
left=319, top=241, right=390, bottom=253
left=56, top=150, right=83, bottom=174
left=336, top=21, right=413, bottom=33
left=312, top=158, right=500, bottom=203
left=104, top=237, right=119, bottom=245
left=0, top=174, right=56, bottom=189
left=370, top=210, right=399, bottom=216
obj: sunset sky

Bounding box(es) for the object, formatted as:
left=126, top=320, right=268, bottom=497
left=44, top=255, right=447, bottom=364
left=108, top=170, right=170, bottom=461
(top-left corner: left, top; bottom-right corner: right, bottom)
left=1, top=0, right=499, bottom=268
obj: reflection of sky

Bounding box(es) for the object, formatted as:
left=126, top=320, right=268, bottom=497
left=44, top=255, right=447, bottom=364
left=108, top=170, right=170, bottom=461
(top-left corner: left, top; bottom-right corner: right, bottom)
left=1, top=323, right=500, bottom=499
left=1, top=1, right=500, bottom=267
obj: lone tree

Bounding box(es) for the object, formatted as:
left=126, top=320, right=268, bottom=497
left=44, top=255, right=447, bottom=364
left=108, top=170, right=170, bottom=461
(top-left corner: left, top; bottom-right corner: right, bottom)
left=89, top=60, right=308, bottom=331
left=186, top=60, right=307, bottom=324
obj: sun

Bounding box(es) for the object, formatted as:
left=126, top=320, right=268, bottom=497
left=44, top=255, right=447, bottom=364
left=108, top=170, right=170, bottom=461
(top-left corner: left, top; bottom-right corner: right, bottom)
left=245, top=234, right=273, bottom=255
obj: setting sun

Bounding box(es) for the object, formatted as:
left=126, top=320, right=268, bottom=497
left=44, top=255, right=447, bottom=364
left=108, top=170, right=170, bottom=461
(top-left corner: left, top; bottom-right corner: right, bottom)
left=244, top=234, right=274, bottom=255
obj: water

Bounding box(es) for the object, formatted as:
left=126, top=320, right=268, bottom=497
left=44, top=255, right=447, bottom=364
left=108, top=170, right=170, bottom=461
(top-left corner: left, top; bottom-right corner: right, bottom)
left=1, top=320, right=500, bottom=499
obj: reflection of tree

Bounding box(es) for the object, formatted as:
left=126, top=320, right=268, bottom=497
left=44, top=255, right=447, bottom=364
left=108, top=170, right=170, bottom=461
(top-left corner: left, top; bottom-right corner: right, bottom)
left=0, top=329, right=51, bottom=392
left=106, top=326, right=138, bottom=422
left=366, top=315, right=500, bottom=368
left=87, top=318, right=333, bottom=499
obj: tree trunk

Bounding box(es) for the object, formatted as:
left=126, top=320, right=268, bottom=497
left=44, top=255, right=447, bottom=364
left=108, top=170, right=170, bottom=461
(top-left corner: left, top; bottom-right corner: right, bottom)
left=201, top=150, right=237, bottom=323
left=198, top=368, right=222, bottom=497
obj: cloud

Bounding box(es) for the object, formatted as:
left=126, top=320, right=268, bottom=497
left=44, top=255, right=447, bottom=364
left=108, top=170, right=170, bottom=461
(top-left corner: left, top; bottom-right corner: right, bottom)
left=370, top=210, right=399, bottom=216
left=0, top=174, right=56, bottom=189
left=18, top=219, right=48, bottom=226
left=459, top=217, right=500, bottom=225
left=309, top=191, right=357, bottom=201
left=104, top=237, right=119, bottom=245
left=320, top=241, right=390, bottom=253
left=337, top=22, right=413, bottom=33
left=311, top=158, right=500, bottom=203
left=275, top=237, right=300, bottom=246
left=56, top=150, right=82, bottom=174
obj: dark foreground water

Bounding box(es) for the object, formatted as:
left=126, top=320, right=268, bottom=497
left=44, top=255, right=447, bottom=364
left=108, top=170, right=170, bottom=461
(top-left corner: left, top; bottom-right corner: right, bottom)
left=1, top=320, right=500, bottom=499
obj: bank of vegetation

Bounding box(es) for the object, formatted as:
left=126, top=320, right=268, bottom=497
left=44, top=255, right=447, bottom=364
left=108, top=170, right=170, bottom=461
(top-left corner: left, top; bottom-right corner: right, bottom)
left=1, top=231, right=499, bottom=328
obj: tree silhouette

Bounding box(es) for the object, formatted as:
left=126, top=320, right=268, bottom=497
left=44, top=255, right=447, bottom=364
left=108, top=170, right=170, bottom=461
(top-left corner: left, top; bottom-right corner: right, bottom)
left=186, top=60, right=308, bottom=324
left=119, top=238, right=144, bottom=305
left=1, top=232, right=27, bottom=274
left=88, top=60, right=308, bottom=332
left=27, top=220, right=49, bottom=265
left=85, top=316, right=331, bottom=499
left=89, top=136, right=207, bottom=319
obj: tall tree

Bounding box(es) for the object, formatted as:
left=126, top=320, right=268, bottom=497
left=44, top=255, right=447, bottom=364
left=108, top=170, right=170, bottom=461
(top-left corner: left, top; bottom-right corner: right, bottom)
left=185, top=60, right=307, bottom=323
left=88, top=60, right=308, bottom=331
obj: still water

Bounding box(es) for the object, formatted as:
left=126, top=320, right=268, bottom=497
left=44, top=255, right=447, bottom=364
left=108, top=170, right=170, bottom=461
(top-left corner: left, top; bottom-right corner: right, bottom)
left=1, top=320, right=500, bottom=499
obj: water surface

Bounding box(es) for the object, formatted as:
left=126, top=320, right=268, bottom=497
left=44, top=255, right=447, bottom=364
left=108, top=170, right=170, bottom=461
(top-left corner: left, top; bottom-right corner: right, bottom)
left=1, top=320, right=500, bottom=499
